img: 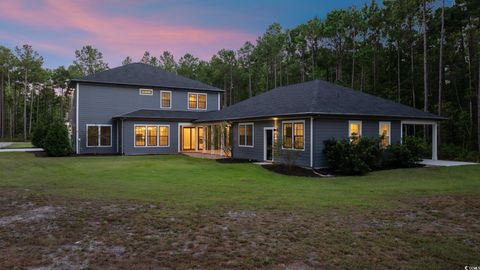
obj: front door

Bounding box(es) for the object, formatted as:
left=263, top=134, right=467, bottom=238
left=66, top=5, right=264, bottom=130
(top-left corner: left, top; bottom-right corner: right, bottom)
left=182, top=127, right=196, bottom=151
left=265, top=128, right=273, bottom=161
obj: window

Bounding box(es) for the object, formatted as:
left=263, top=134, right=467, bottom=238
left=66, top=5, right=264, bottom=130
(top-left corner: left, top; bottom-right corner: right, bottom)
left=86, top=124, right=111, bottom=147
left=282, top=121, right=304, bottom=150
left=379, top=121, right=391, bottom=147
left=147, top=126, right=157, bottom=146
left=135, top=125, right=169, bottom=147
left=139, top=88, right=153, bottom=96
left=238, top=123, right=254, bottom=147
left=349, top=121, right=362, bottom=143
left=160, top=91, right=171, bottom=108
left=188, top=93, right=207, bottom=110
left=135, top=126, right=146, bottom=147
left=159, top=126, right=169, bottom=146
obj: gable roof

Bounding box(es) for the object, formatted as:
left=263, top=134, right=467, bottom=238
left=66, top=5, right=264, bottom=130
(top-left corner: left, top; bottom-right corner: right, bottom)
left=197, top=80, right=445, bottom=122
left=71, top=63, right=223, bottom=92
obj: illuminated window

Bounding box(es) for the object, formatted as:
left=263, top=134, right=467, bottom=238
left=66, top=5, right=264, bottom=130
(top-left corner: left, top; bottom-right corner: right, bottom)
left=160, top=91, right=171, bottom=108
left=159, top=126, right=169, bottom=146
left=349, top=121, right=362, bottom=142
left=135, top=126, right=146, bottom=146
left=283, top=121, right=304, bottom=150
left=147, top=126, right=157, bottom=146
left=139, top=88, right=153, bottom=96
left=87, top=124, right=111, bottom=147
left=188, top=93, right=207, bottom=110
left=239, top=123, right=253, bottom=147
left=379, top=121, right=391, bottom=147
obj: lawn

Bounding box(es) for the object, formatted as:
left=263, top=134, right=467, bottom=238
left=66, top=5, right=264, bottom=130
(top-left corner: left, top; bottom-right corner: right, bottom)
left=0, top=152, right=479, bottom=268
left=0, top=142, right=34, bottom=149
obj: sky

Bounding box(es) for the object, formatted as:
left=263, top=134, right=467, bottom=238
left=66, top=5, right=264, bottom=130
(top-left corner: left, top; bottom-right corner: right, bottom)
left=0, top=0, right=374, bottom=69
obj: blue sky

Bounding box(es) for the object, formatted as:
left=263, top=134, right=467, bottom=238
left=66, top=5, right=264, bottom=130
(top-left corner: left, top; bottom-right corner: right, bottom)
left=0, top=0, right=375, bottom=68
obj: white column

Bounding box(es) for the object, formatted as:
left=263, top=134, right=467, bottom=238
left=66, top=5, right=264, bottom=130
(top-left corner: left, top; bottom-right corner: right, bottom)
left=220, top=125, right=225, bottom=157
left=432, top=122, right=438, bottom=160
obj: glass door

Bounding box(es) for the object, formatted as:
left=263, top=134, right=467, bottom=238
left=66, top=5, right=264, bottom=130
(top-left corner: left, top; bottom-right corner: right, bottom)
left=182, top=127, right=196, bottom=151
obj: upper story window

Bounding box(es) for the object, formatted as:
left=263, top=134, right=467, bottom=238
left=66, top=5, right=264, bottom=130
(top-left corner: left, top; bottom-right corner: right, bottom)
left=282, top=121, right=304, bottom=150
left=349, top=120, right=362, bottom=143
left=87, top=124, right=111, bottom=147
left=188, top=93, right=207, bottom=110
left=379, top=121, right=391, bottom=147
left=139, top=88, right=153, bottom=96
left=160, top=91, right=171, bottom=109
left=238, top=123, right=254, bottom=147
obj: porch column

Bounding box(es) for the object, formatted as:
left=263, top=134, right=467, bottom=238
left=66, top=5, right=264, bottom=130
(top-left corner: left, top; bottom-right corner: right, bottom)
left=220, top=125, right=225, bottom=157
left=202, top=126, right=206, bottom=154
left=210, top=125, right=214, bottom=155
left=432, top=122, right=438, bottom=160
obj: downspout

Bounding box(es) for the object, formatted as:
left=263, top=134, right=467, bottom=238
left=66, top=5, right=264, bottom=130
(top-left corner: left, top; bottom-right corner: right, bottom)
left=310, top=117, right=314, bottom=168
left=75, top=83, right=79, bottom=154
left=121, top=118, right=124, bottom=155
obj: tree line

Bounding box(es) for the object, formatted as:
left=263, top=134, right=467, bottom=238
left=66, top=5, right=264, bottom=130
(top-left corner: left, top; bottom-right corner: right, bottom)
left=0, top=0, right=479, bottom=155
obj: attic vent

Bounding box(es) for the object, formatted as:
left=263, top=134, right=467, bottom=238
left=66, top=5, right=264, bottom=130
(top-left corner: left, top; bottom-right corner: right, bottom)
left=139, top=88, right=153, bottom=96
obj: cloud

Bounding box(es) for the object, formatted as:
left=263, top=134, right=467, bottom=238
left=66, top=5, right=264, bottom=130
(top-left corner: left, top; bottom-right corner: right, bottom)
left=0, top=0, right=256, bottom=65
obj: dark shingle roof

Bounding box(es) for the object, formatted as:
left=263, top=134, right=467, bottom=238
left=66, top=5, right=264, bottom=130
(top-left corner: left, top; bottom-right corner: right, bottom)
left=197, top=80, right=445, bottom=122
left=114, top=109, right=209, bottom=121
left=71, top=63, right=223, bottom=92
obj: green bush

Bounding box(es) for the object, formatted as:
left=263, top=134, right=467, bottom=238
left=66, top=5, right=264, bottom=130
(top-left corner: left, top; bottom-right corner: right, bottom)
left=323, top=137, right=379, bottom=175
left=439, top=144, right=480, bottom=162
left=43, top=121, right=72, bottom=157
left=32, top=120, right=48, bottom=148
left=324, top=136, right=427, bottom=175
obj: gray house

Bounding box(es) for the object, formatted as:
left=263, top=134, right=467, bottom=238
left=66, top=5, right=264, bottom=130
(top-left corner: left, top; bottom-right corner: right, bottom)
left=70, top=63, right=444, bottom=168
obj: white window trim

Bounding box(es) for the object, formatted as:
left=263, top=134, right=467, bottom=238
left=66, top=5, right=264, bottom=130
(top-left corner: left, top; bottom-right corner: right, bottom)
left=187, top=92, right=208, bottom=110
left=86, top=124, right=112, bottom=148
left=160, top=90, right=172, bottom=109
left=281, top=120, right=305, bottom=151
left=379, top=121, right=391, bottom=146
left=348, top=120, right=363, bottom=139
left=139, top=88, right=153, bottom=96
left=238, top=122, right=254, bottom=148
left=134, top=124, right=170, bottom=148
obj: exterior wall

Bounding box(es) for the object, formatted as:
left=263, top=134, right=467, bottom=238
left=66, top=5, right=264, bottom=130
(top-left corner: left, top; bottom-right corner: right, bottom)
left=76, top=83, right=220, bottom=154
left=231, top=118, right=312, bottom=168
left=313, top=118, right=402, bottom=167
left=122, top=120, right=179, bottom=155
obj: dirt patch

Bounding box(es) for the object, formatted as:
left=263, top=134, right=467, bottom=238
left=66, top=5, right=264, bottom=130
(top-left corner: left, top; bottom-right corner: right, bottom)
left=216, top=158, right=256, bottom=164
left=0, top=189, right=478, bottom=269
left=262, top=164, right=325, bottom=177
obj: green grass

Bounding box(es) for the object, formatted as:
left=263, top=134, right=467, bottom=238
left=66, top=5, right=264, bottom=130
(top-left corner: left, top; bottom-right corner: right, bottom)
left=1, top=142, right=34, bottom=149
left=0, top=152, right=479, bottom=210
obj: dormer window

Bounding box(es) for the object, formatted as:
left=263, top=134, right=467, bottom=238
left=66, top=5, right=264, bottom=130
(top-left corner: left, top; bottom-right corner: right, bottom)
left=139, top=88, right=153, bottom=96
left=188, top=93, right=207, bottom=110
left=160, top=91, right=171, bottom=109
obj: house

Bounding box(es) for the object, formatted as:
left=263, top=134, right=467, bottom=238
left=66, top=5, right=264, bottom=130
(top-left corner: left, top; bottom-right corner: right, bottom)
left=70, top=63, right=445, bottom=168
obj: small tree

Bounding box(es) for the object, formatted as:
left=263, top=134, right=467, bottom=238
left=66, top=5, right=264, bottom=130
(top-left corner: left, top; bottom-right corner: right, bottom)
left=43, top=120, right=72, bottom=157
left=273, top=139, right=300, bottom=170
left=31, top=120, right=48, bottom=148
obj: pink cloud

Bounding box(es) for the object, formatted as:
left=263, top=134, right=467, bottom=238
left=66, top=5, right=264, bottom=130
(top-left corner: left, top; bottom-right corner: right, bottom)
left=0, top=0, right=256, bottom=65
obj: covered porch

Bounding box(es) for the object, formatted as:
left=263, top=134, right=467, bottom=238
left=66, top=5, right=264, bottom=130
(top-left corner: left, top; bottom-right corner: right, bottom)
left=178, top=122, right=231, bottom=158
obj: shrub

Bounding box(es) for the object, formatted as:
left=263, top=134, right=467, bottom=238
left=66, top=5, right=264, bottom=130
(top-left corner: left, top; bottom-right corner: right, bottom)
left=273, top=139, right=300, bottom=170
left=382, top=137, right=427, bottom=168
left=439, top=144, right=480, bottom=162
left=403, top=136, right=428, bottom=160
left=323, top=138, right=372, bottom=175
left=32, top=120, right=48, bottom=148
left=43, top=120, right=72, bottom=157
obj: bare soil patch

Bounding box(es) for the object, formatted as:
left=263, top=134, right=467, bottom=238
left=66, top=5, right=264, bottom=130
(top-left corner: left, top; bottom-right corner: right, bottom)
left=0, top=188, right=479, bottom=269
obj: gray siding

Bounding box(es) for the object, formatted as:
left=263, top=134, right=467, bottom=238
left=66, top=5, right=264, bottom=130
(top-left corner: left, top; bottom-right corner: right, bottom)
left=231, top=118, right=312, bottom=167
left=313, top=118, right=402, bottom=167
left=122, top=120, right=179, bottom=155
left=77, top=83, right=219, bottom=154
